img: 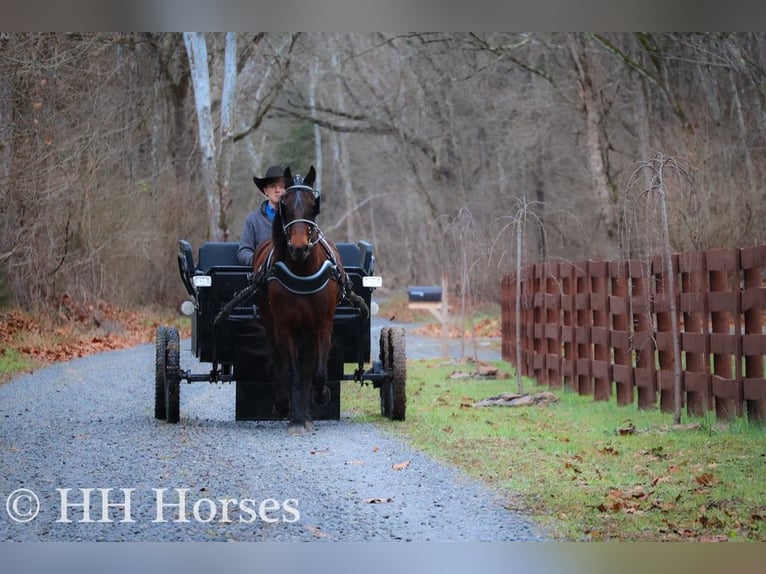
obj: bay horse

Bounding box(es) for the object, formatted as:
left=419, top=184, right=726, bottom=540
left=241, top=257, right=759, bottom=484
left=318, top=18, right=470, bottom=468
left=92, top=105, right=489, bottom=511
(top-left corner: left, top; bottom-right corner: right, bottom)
left=252, top=166, right=346, bottom=435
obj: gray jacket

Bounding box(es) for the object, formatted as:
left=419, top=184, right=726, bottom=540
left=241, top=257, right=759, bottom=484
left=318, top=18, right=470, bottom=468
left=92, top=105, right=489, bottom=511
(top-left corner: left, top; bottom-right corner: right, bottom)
left=237, top=201, right=275, bottom=267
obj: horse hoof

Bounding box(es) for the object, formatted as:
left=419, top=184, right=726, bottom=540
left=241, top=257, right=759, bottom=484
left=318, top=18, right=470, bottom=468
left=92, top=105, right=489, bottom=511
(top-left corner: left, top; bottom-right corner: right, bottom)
left=304, top=419, right=315, bottom=433
left=288, top=423, right=305, bottom=436
left=313, top=385, right=331, bottom=406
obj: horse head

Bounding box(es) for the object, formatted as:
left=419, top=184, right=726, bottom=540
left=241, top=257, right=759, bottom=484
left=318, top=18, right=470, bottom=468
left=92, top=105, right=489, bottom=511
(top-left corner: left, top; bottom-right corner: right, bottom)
left=278, top=166, right=320, bottom=263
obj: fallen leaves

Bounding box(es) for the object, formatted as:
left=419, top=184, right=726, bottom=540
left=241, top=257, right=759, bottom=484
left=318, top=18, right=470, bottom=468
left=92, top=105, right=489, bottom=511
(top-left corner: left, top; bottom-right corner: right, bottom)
left=448, top=361, right=511, bottom=381
left=616, top=421, right=636, bottom=435
left=392, top=461, right=410, bottom=471
left=597, top=485, right=653, bottom=513
left=472, top=391, right=559, bottom=408
left=694, top=472, right=720, bottom=487
left=1, top=302, right=190, bottom=369
left=412, top=317, right=501, bottom=339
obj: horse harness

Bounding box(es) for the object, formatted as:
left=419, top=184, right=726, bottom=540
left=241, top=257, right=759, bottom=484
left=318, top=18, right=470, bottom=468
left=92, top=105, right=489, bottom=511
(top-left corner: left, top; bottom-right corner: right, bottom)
left=259, top=234, right=345, bottom=297
left=213, top=230, right=366, bottom=327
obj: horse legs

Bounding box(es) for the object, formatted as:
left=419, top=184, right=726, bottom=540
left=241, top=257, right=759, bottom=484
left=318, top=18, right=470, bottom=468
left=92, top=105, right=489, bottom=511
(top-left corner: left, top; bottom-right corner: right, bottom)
left=267, top=348, right=290, bottom=418
left=311, top=335, right=332, bottom=407
left=288, top=379, right=313, bottom=434
left=286, top=356, right=314, bottom=435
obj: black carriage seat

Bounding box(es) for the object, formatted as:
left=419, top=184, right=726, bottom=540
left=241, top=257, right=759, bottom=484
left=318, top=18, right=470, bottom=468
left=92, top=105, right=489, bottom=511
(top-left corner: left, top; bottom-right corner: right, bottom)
left=336, top=243, right=360, bottom=268
left=197, top=242, right=242, bottom=272
left=336, top=241, right=374, bottom=275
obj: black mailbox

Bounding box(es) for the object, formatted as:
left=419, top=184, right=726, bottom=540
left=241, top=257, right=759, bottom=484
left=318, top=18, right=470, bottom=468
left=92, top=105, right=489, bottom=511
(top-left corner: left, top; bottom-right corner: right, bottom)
left=407, top=286, right=442, bottom=303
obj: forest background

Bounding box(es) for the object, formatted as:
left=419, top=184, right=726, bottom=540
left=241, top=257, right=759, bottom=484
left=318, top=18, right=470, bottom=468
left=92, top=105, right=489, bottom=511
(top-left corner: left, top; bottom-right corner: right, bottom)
left=1, top=32, right=764, bottom=311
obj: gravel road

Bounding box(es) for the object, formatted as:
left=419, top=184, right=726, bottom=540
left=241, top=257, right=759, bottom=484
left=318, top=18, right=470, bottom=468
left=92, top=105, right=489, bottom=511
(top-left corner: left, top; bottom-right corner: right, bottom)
left=0, top=321, right=543, bottom=542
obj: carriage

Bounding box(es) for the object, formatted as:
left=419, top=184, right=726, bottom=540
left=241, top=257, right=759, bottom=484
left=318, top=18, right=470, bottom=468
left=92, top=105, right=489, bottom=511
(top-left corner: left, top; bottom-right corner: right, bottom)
left=153, top=237, right=406, bottom=425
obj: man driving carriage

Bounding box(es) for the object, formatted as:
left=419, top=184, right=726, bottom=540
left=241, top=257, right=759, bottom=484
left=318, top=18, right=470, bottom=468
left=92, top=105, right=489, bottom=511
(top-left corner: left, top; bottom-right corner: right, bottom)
left=237, top=164, right=287, bottom=267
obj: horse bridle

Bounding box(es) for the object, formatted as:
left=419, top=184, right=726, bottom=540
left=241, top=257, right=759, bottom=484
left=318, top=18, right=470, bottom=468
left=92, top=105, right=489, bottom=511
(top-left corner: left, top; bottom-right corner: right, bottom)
left=279, top=184, right=322, bottom=249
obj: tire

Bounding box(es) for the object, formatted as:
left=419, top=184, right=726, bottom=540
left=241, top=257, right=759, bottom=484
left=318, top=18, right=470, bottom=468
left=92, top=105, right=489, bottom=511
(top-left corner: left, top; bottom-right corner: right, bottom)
left=379, top=327, right=391, bottom=417
left=164, top=327, right=181, bottom=423
left=389, top=327, right=406, bottom=421
left=154, top=326, right=169, bottom=420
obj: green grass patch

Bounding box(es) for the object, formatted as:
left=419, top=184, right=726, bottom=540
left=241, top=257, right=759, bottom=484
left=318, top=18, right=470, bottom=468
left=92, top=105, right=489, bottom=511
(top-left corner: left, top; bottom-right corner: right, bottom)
left=342, top=359, right=766, bottom=541
left=0, top=348, right=38, bottom=384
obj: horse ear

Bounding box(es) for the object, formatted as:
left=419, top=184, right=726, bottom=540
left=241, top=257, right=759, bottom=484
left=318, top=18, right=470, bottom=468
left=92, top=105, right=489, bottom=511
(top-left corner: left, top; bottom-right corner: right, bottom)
left=305, top=165, right=316, bottom=187
left=283, top=166, right=292, bottom=182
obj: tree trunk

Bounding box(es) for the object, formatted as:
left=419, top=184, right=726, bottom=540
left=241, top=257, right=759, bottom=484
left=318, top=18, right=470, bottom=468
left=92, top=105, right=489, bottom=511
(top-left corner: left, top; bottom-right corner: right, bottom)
left=309, top=59, right=323, bottom=191
left=730, top=70, right=755, bottom=242
left=216, top=32, right=237, bottom=241
left=184, top=32, right=225, bottom=241
left=568, top=34, right=618, bottom=243
left=515, top=215, right=524, bottom=394
left=330, top=51, right=356, bottom=241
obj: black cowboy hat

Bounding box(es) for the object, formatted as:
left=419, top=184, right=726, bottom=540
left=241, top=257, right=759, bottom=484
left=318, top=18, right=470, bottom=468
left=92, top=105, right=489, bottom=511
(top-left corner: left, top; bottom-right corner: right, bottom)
left=253, top=165, right=286, bottom=193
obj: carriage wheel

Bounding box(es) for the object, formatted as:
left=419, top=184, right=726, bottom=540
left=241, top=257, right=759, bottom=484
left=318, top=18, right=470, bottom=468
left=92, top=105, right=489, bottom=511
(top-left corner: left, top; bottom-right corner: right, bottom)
left=154, top=326, right=169, bottom=420
left=388, top=327, right=406, bottom=421
left=379, top=327, right=392, bottom=417
left=164, top=327, right=181, bottom=423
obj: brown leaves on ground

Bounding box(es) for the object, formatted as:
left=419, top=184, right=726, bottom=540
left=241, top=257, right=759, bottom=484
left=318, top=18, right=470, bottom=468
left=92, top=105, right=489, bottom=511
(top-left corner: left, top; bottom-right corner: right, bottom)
left=472, top=391, right=559, bottom=408
left=449, top=360, right=511, bottom=381
left=597, top=485, right=653, bottom=514
left=412, top=317, right=501, bottom=338
left=1, top=296, right=189, bottom=369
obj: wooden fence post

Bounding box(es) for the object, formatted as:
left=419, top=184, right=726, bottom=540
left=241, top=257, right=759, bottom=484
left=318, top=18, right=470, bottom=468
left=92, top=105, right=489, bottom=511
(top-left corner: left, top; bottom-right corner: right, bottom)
left=654, top=253, right=681, bottom=413
left=522, top=264, right=534, bottom=377
left=575, top=261, right=593, bottom=396
left=630, top=259, right=657, bottom=410
left=740, top=245, right=766, bottom=424
left=678, top=251, right=711, bottom=416
left=544, top=262, right=562, bottom=388
left=502, top=274, right=515, bottom=364
left=707, top=248, right=743, bottom=421
left=532, top=263, right=545, bottom=385
left=560, top=262, right=577, bottom=391
left=610, top=260, right=633, bottom=406
left=590, top=260, right=611, bottom=401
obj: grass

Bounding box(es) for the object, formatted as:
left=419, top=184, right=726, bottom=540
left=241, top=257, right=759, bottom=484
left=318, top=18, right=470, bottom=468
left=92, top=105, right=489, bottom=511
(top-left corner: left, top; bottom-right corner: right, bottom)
left=0, top=347, right=38, bottom=383
left=342, top=359, right=766, bottom=541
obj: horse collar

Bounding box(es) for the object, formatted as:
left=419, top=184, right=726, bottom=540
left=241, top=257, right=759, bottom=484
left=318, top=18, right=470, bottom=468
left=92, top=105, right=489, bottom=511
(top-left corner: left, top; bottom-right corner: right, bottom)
left=262, top=246, right=341, bottom=296
left=267, top=260, right=338, bottom=295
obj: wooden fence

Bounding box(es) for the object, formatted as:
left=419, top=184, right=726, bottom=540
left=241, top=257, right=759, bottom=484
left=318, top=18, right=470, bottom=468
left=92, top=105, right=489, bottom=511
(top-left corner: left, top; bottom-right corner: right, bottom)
left=500, top=245, right=766, bottom=423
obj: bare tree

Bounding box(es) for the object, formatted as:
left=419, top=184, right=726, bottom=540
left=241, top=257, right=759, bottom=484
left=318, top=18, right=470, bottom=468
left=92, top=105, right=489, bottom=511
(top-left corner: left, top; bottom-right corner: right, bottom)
left=567, top=33, right=619, bottom=244
left=184, top=32, right=237, bottom=241
left=3, top=32, right=766, bottom=313
left=624, top=154, right=697, bottom=425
